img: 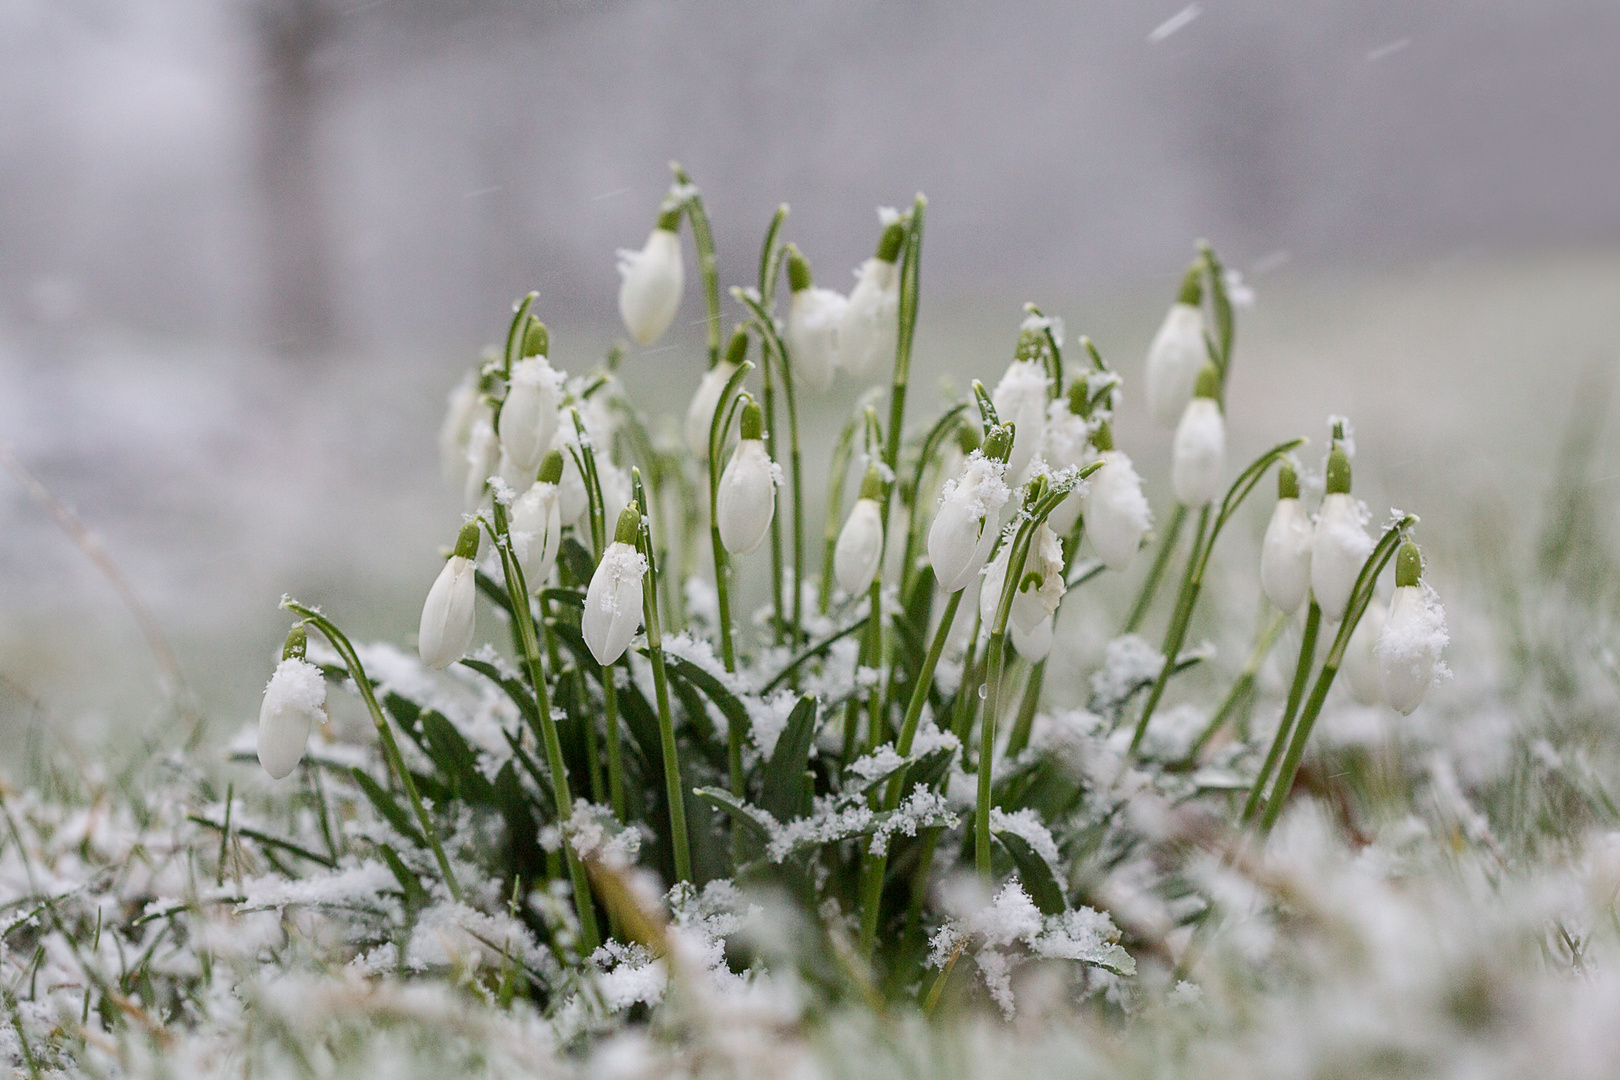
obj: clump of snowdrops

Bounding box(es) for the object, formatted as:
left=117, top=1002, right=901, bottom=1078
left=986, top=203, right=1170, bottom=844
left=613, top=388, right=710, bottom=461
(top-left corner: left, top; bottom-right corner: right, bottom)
left=41, top=165, right=1620, bottom=1080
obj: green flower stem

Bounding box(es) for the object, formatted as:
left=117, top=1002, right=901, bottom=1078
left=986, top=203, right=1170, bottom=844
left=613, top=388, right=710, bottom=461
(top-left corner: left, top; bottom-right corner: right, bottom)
left=567, top=410, right=621, bottom=816
left=502, top=291, right=538, bottom=377
left=1258, top=517, right=1416, bottom=834
left=632, top=469, right=693, bottom=883
left=1129, top=438, right=1306, bottom=755
left=842, top=409, right=887, bottom=763
left=671, top=163, right=722, bottom=368
left=858, top=587, right=963, bottom=956
left=951, top=614, right=984, bottom=749
left=1240, top=602, right=1319, bottom=822
left=973, top=480, right=1082, bottom=880
left=603, top=667, right=625, bottom=821
left=763, top=347, right=786, bottom=645
left=481, top=506, right=600, bottom=950
left=1124, top=503, right=1187, bottom=633
left=707, top=362, right=755, bottom=672
left=281, top=600, right=463, bottom=905
left=1129, top=506, right=1211, bottom=752
left=1185, top=606, right=1289, bottom=766
left=734, top=286, right=807, bottom=649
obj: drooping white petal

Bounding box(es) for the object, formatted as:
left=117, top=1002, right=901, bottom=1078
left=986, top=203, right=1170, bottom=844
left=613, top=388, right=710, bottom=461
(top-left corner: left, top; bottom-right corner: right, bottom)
left=462, top=419, right=500, bottom=512
left=929, top=453, right=1011, bottom=593
left=685, top=361, right=740, bottom=458
left=583, top=541, right=649, bottom=665
left=1344, top=599, right=1387, bottom=706
left=834, top=497, right=885, bottom=595
left=617, top=228, right=684, bottom=345
left=257, top=657, right=326, bottom=780
left=511, top=482, right=563, bottom=590
left=439, top=374, right=486, bottom=486
left=1084, top=450, right=1152, bottom=573
left=499, top=357, right=563, bottom=474
left=1010, top=613, right=1053, bottom=661
left=1145, top=302, right=1207, bottom=427
left=1260, top=497, right=1314, bottom=614
left=980, top=539, right=1011, bottom=628
left=992, top=360, right=1052, bottom=483
left=787, top=287, right=847, bottom=392
left=1377, top=582, right=1448, bottom=715
left=1311, top=493, right=1372, bottom=622
left=839, top=257, right=899, bottom=380
left=419, top=555, right=477, bottom=670
left=1171, top=398, right=1226, bottom=507
left=717, top=439, right=777, bottom=555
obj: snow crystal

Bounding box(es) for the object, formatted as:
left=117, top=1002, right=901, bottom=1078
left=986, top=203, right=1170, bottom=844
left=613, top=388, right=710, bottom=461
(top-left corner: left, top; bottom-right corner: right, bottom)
left=747, top=689, right=800, bottom=760
left=848, top=746, right=904, bottom=783
left=488, top=475, right=518, bottom=507
left=989, top=807, right=1062, bottom=869
left=1019, top=311, right=1065, bottom=347
left=1089, top=634, right=1163, bottom=716
left=262, top=657, right=326, bottom=720
left=234, top=861, right=399, bottom=912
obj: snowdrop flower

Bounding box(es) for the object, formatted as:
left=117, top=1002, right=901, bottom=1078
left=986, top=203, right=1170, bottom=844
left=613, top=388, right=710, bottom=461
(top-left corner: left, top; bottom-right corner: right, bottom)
left=1344, top=597, right=1387, bottom=707
left=584, top=505, right=649, bottom=665
left=617, top=205, right=684, bottom=346
left=1311, top=445, right=1372, bottom=622
left=929, top=428, right=1013, bottom=593
left=716, top=399, right=777, bottom=555
left=992, top=334, right=1053, bottom=482
left=1083, top=420, right=1152, bottom=573
left=981, top=519, right=1064, bottom=635
left=499, top=338, right=563, bottom=476
left=1170, top=363, right=1225, bottom=507
left=439, top=370, right=489, bottom=486
left=686, top=330, right=748, bottom=458
left=511, top=451, right=564, bottom=590
left=1010, top=613, right=1053, bottom=661
left=1145, top=265, right=1208, bottom=427
left=419, top=522, right=480, bottom=670
left=839, top=222, right=903, bottom=380
left=1377, top=541, right=1448, bottom=715
left=462, top=417, right=500, bottom=512
left=257, top=625, right=326, bottom=780
left=1259, top=460, right=1313, bottom=614
left=834, top=466, right=885, bottom=596
left=785, top=246, right=847, bottom=392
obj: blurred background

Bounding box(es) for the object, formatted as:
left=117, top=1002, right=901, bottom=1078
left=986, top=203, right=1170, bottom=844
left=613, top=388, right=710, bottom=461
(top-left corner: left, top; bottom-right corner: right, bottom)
left=3, top=0, right=1618, bottom=756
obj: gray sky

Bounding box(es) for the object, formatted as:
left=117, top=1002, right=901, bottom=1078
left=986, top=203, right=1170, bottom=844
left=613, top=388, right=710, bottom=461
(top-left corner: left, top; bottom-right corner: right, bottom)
left=1, top=0, right=1617, bottom=350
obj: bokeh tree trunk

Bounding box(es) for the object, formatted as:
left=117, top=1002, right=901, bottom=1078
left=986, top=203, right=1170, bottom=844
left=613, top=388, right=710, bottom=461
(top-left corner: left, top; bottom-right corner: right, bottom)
left=255, top=0, right=340, bottom=357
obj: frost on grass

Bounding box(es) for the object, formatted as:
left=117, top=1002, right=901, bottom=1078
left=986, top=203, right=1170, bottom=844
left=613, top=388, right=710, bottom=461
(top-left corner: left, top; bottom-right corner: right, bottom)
left=1090, top=633, right=1164, bottom=719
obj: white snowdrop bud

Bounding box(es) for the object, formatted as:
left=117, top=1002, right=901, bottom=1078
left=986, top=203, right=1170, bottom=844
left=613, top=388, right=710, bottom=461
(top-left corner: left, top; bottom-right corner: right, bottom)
left=419, top=523, right=480, bottom=670
left=992, top=339, right=1053, bottom=483
left=496, top=449, right=533, bottom=500
left=929, top=430, right=1013, bottom=593
left=550, top=416, right=593, bottom=525
left=1377, top=542, right=1448, bottom=715
left=499, top=345, right=563, bottom=476
left=1011, top=521, right=1065, bottom=635
left=1010, top=613, right=1053, bottom=661
left=511, top=451, right=565, bottom=590
left=834, top=468, right=885, bottom=596
left=583, top=505, right=649, bottom=665
left=1170, top=364, right=1225, bottom=507
left=1344, top=597, right=1387, bottom=706
left=716, top=400, right=777, bottom=555
left=439, top=372, right=488, bottom=486
left=686, top=330, right=748, bottom=458
left=257, top=626, right=326, bottom=780
left=1259, top=462, right=1314, bottom=614
left=785, top=247, right=847, bottom=393
left=1145, top=265, right=1208, bottom=427
left=838, top=222, right=903, bottom=380
left=1083, top=422, right=1153, bottom=573
left=617, top=208, right=684, bottom=346
left=462, top=417, right=500, bottom=512
left=1311, top=447, right=1372, bottom=622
